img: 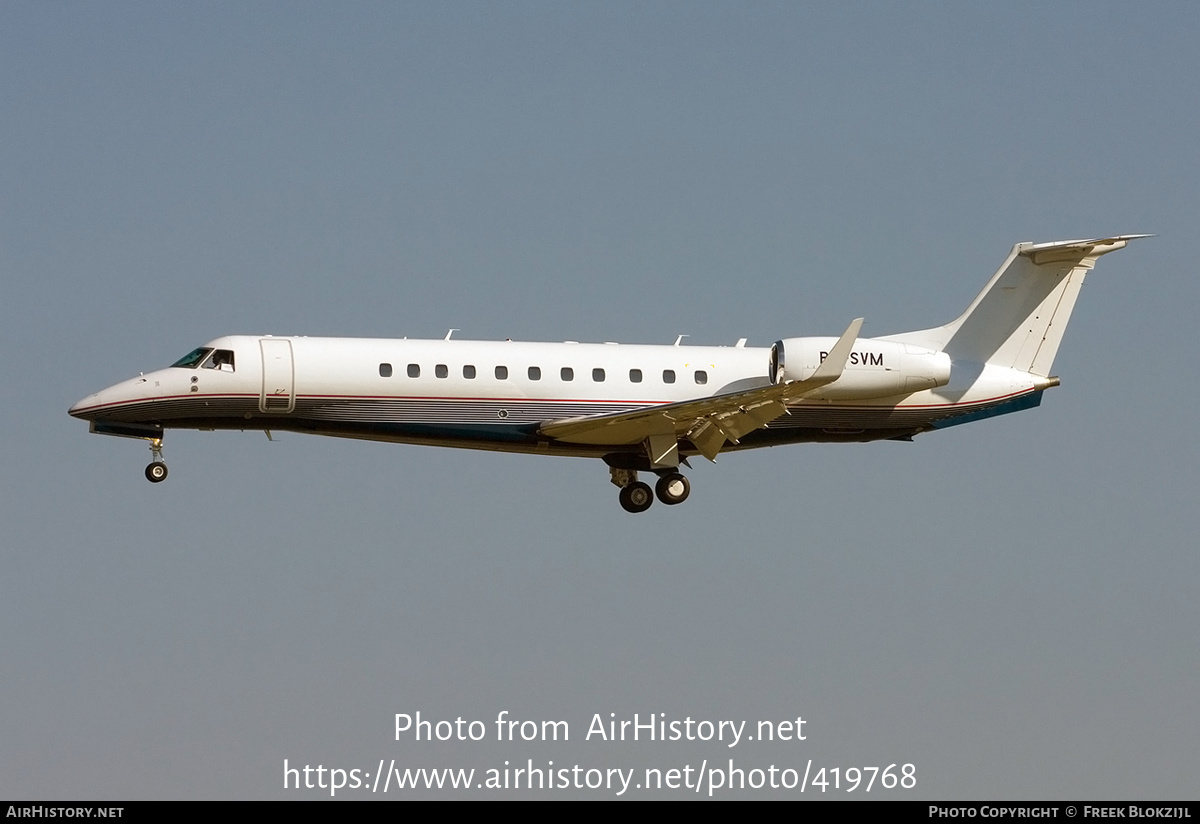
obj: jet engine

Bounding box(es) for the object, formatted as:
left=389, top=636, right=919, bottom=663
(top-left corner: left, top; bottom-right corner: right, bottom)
left=769, top=337, right=951, bottom=399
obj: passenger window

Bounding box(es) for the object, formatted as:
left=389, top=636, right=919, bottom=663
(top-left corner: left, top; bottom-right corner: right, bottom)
left=663, top=369, right=676, bottom=384
left=629, top=369, right=642, bottom=383
left=435, top=364, right=448, bottom=378
left=561, top=367, right=574, bottom=381
left=379, top=363, right=393, bottom=378
left=463, top=365, right=476, bottom=379
left=593, top=368, right=605, bottom=382
left=528, top=366, right=541, bottom=380
left=407, top=364, right=420, bottom=378
left=695, top=370, right=708, bottom=385
left=495, top=365, right=508, bottom=380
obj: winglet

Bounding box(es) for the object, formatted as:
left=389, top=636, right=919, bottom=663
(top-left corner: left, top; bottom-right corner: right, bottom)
left=808, top=317, right=864, bottom=383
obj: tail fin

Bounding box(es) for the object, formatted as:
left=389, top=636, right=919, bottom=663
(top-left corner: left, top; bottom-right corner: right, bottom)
left=890, top=235, right=1148, bottom=376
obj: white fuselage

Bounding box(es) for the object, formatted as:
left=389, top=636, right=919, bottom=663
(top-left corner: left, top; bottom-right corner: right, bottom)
left=69, top=333, right=1050, bottom=459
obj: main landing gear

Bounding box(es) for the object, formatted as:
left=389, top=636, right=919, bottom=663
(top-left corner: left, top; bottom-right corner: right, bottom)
left=655, top=472, right=690, bottom=505
left=611, top=468, right=691, bottom=513
left=618, top=480, right=654, bottom=513
left=144, top=438, right=168, bottom=483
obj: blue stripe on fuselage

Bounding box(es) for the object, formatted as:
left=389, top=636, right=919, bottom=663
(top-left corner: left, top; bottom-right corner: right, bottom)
left=928, top=390, right=1043, bottom=430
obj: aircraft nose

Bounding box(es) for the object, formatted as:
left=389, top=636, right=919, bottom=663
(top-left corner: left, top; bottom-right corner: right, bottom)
left=69, top=391, right=104, bottom=420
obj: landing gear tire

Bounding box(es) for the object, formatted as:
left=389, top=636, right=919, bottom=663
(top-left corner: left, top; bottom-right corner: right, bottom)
left=145, top=461, right=168, bottom=483
left=655, top=473, right=690, bottom=505
left=619, top=481, right=654, bottom=513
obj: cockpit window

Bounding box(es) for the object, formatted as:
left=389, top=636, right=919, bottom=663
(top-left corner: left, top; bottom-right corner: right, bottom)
left=202, top=349, right=236, bottom=372
left=171, top=347, right=212, bottom=368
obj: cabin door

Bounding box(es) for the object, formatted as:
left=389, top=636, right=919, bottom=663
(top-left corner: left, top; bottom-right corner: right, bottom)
left=259, top=339, right=295, bottom=413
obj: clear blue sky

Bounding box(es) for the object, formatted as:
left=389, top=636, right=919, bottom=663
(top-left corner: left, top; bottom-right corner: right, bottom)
left=3, top=2, right=1197, bottom=798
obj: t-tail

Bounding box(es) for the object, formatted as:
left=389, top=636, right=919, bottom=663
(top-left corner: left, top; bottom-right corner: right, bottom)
left=889, top=235, right=1150, bottom=375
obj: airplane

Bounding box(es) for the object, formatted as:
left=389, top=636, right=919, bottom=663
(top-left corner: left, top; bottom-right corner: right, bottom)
left=69, top=235, right=1146, bottom=512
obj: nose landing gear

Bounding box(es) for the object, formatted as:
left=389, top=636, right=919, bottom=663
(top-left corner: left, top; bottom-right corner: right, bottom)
left=144, top=438, right=168, bottom=483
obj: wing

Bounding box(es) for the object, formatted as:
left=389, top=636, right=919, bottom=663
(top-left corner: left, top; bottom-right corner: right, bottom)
left=538, top=318, right=864, bottom=464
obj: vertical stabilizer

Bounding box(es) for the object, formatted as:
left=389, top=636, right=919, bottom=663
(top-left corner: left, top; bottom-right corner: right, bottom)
left=888, top=236, right=1147, bottom=376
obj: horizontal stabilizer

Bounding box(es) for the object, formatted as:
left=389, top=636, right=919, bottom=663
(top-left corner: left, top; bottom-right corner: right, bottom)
left=1019, top=234, right=1152, bottom=260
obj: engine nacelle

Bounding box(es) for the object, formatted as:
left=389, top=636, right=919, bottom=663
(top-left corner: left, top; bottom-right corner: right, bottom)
left=769, top=336, right=951, bottom=399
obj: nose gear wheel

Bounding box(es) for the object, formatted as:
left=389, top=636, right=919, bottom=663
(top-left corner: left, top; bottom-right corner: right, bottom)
left=144, top=438, right=168, bottom=483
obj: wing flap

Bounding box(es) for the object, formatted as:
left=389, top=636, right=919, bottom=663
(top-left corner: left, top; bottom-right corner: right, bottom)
left=711, top=398, right=787, bottom=442
left=685, top=419, right=727, bottom=462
